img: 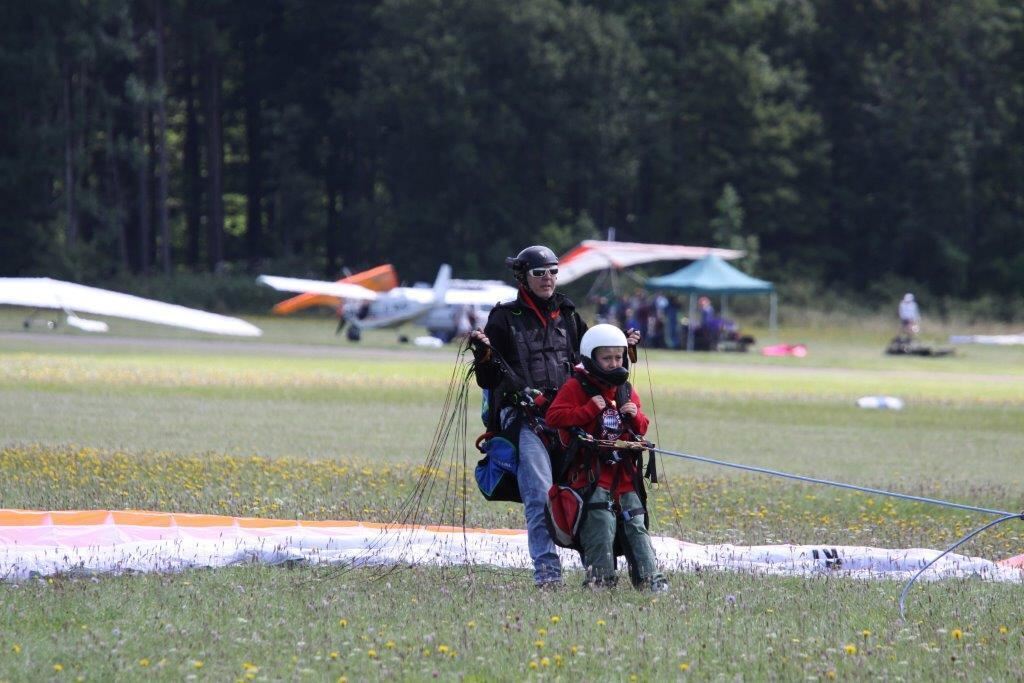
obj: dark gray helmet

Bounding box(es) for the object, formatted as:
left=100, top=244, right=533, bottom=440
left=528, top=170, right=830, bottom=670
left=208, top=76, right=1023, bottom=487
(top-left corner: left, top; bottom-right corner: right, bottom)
left=505, top=246, right=558, bottom=277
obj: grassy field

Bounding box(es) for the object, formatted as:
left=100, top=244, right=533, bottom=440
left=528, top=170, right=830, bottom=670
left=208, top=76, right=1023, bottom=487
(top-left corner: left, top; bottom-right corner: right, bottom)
left=0, top=312, right=1022, bottom=680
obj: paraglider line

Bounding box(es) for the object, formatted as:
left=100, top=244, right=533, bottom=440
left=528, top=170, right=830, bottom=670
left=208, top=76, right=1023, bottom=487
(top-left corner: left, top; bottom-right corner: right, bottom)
left=650, top=446, right=1018, bottom=517
left=898, top=512, right=1023, bottom=620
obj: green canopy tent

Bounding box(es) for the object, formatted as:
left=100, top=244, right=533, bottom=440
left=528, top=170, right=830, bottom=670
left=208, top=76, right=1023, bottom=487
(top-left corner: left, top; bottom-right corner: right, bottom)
left=644, top=255, right=776, bottom=351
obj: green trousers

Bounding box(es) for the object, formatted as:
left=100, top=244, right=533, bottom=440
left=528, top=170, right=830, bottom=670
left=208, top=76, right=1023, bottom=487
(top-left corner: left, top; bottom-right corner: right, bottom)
left=579, top=487, right=662, bottom=587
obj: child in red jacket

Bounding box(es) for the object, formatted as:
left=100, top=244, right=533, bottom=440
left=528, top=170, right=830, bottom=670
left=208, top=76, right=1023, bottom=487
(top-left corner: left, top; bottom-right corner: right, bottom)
left=546, top=324, right=668, bottom=592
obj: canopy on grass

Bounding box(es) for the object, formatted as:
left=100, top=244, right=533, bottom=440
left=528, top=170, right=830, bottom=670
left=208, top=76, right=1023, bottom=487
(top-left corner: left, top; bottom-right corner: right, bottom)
left=645, top=255, right=776, bottom=350
left=1, top=509, right=1021, bottom=581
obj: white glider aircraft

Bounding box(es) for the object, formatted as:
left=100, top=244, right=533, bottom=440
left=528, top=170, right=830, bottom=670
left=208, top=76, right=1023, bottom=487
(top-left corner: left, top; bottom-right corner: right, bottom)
left=258, top=265, right=517, bottom=342
left=0, top=277, right=262, bottom=337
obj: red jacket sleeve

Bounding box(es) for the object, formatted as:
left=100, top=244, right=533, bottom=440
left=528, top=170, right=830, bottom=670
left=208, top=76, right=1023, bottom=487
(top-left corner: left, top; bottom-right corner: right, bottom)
left=624, top=386, right=649, bottom=436
left=545, top=378, right=602, bottom=431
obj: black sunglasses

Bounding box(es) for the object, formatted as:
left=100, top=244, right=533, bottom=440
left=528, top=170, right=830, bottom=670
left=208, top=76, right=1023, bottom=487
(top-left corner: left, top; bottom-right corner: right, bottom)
left=528, top=267, right=558, bottom=278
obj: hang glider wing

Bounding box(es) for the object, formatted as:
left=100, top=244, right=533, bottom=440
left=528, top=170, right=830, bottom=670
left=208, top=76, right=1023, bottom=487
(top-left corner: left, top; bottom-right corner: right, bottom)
left=442, top=280, right=517, bottom=306
left=271, top=264, right=399, bottom=315
left=0, top=278, right=261, bottom=337
left=1, top=509, right=1021, bottom=582
left=256, top=275, right=380, bottom=301
left=557, top=240, right=746, bottom=285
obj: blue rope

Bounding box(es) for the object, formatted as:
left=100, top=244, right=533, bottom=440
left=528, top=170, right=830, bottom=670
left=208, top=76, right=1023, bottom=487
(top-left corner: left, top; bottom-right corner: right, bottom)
left=898, top=513, right=1022, bottom=620
left=650, top=445, right=1023, bottom=618
left=650, top=446, right=1018, bottom=517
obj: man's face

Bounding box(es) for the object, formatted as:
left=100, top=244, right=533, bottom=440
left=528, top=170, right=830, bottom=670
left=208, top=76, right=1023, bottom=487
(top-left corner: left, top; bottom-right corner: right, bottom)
left=593, top=346, right=625, bottom=372
left=526, top=265, right=558, bottom=299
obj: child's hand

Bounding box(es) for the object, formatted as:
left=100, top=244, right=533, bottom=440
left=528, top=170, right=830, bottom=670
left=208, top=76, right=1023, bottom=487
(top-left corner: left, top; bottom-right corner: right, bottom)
left=619, top=402, right=637, bottom=418
left=591, top=395, right=607, bottom=410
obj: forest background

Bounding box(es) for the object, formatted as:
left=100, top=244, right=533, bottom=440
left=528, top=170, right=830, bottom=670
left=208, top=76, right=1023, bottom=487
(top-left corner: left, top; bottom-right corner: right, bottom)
left=1, top=0, right=1022, bottom=320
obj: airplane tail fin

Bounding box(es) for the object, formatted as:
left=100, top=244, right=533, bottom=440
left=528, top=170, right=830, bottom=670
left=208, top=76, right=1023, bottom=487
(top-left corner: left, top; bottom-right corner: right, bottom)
left=432, top=264, right=452, bottom=303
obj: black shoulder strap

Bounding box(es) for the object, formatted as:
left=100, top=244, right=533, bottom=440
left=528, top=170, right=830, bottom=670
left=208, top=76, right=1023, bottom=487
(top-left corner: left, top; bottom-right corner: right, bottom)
left=563, top=310, right=580, bottom=364
left=615, top=381, right=632, bottom=408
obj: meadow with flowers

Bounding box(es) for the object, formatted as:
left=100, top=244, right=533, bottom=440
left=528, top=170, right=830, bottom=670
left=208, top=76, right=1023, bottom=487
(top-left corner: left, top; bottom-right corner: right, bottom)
left=0, top=316, right=1022, bottom=679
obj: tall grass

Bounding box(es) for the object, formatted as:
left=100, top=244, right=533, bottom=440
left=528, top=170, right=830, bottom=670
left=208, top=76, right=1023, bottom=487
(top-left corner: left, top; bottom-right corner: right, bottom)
left=0, top=327, right=1022, bottom=679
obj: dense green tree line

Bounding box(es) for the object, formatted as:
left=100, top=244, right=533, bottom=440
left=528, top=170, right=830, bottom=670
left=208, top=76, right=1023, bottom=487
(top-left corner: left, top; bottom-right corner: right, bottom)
left=1, top=0, right=1021, bottom=305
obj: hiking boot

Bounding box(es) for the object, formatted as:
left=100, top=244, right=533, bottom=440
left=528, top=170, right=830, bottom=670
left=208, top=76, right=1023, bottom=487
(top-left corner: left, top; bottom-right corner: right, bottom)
left=647, top=576, right=669, bottom=594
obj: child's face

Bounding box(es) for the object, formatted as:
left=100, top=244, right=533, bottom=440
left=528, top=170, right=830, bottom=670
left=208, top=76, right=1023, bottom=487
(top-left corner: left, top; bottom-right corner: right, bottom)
left=593, top=346, right=625, bottom=372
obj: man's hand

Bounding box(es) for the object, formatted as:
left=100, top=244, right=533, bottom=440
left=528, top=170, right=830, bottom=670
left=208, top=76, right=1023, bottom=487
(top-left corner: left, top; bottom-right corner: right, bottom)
left=625, top=328, right=641, bottom=363
left=469, top=329, right=491, bottom=362
left=619, top=401, right=638, bottom=418
left=591, top=395, right=607, bottom=410
left=470, top=329, right=490, bottom=347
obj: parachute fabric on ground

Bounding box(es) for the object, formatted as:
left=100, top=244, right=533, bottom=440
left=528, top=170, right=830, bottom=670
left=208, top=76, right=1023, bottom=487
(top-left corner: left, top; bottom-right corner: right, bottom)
left=1, top=509, right=1022, bottom=582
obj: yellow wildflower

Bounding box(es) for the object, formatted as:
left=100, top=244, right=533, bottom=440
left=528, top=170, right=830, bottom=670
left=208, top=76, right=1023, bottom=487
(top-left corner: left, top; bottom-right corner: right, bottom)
left=844, top=644, right=857, bottom=655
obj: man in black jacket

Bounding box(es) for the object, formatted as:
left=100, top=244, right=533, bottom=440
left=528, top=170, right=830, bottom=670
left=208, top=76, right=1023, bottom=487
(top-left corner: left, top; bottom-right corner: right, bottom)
left=472, top=245, right=638, bottom=588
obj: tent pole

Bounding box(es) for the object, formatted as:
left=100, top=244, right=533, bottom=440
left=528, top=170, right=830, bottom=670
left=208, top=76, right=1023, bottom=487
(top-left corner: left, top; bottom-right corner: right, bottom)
left=687, top=295, right=696, bottom=351
left=586, top=268, right=608, bottom=302
left=769, top=292, right=777, bottom=332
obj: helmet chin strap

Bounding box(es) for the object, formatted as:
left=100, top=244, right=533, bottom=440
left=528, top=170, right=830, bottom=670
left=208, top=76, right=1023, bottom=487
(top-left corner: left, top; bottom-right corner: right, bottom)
left=582, top=358, right=630, bottom=386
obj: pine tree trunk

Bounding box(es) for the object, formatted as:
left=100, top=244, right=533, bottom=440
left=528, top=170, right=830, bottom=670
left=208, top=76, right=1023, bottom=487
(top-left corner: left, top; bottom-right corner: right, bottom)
left=62, top=62, right=78, bottom=247
left=154, top=0, right=171, bottom=274
left=243, top=40, right=263, bottom=269
left=137, top=102, right=152, bottom=275
left=326, top=177, right=339, bottom=278
left=183, top=56, right=202, bottom=270
left=203, top=44, right=225, bottom=270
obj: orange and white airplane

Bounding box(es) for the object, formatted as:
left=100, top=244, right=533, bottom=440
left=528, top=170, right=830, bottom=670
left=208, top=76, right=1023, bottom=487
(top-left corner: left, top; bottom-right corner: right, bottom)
left=258, top=264, right=516, bottom=342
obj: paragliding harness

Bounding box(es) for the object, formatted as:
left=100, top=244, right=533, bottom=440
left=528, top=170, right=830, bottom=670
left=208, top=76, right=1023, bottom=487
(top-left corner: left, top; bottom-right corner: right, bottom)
left=471, top=372, right=572, bottom=504
left=473, top=388, right=556, bottom=503
left=543, top=375, right=658, bottom=581
left=471, top=308, right=582, bottom=503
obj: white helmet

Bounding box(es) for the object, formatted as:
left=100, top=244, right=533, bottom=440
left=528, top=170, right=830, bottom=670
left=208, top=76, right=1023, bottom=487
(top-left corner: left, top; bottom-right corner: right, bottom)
left=579, top=324, right=630, bottom=385
left=580, top=324, right=628, bottom=359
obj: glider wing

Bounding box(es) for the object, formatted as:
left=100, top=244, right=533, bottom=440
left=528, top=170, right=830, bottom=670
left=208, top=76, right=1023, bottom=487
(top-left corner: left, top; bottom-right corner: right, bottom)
left=557, top=240, right=746, bottom=285
left=0, top=278, right=261, bottom=337
left=257, top=275, right=379, bottom=301
left=271, top=264, right=399, bottom=315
